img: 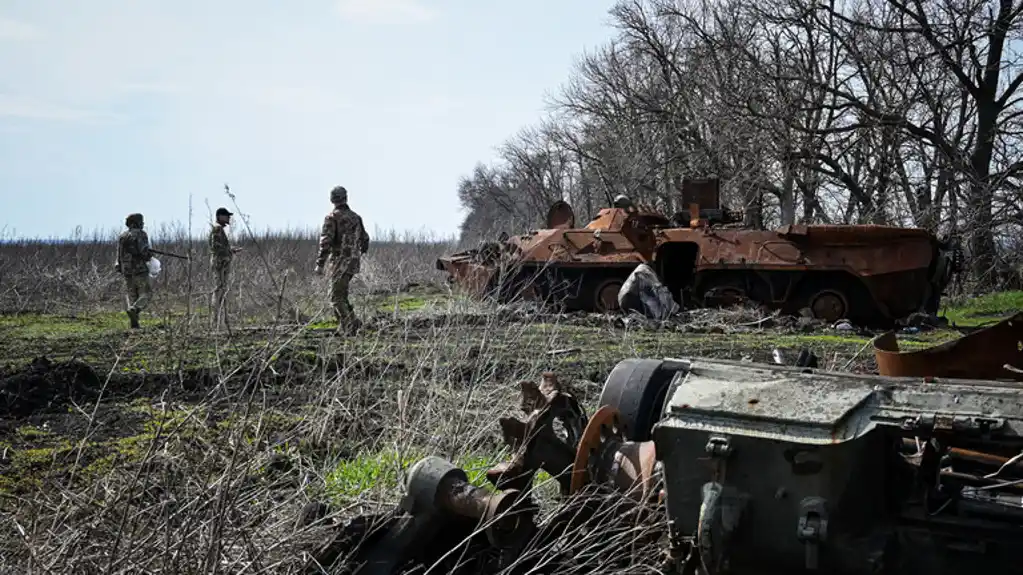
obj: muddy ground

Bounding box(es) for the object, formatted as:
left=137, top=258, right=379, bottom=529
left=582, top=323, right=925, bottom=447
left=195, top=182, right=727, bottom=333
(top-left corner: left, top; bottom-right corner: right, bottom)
left=0, top=288, right=1006, bottom=573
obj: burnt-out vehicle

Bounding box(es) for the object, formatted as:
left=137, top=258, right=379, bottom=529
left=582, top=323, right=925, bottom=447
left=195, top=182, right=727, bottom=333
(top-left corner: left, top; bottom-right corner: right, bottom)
left=437, top=179, right=959, bottom=326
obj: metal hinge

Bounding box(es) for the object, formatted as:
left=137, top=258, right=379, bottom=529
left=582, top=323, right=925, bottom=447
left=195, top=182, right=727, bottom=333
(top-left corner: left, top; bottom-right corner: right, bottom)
left=796, top=497, right=829, bottom=570
left=705, top=436, right=732, bottom=458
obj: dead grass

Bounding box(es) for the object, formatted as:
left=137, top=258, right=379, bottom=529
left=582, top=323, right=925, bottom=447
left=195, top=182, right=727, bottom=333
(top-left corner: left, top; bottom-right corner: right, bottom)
left=0, top=223, right=457, bottom=319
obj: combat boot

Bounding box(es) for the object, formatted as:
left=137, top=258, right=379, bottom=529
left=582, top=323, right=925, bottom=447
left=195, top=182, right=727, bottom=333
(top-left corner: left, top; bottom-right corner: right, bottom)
left=128, top=310, right=140, bottom=329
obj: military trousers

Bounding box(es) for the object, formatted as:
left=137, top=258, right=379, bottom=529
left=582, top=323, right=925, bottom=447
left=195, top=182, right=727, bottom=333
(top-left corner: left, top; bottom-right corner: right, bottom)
left=124, top=272, right=152, bottom=314
left=211, top=261, right=231, bottom=327
left=328, top=270, right=355, bottom=323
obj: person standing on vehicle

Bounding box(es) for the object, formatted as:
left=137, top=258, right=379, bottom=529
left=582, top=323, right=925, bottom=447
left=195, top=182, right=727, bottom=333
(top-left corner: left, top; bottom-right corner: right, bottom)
left=314, top=186, right=370, bottom=332
left=209, top=207, right=242, bottom=328
left=114, top=212, right=153, bottom=330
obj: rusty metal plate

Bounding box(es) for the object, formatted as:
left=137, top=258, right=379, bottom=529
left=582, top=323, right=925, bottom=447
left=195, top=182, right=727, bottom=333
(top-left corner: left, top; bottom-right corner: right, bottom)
left=681, top=178, right=720, bottom=209
left=872, top=312, right=1023, bottom=381
left=546, top=200, right=575, bottom=229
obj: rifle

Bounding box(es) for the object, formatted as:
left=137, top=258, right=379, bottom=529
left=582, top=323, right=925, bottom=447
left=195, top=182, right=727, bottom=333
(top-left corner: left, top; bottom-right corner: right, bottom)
left=150, top=248, right=190, bottom=260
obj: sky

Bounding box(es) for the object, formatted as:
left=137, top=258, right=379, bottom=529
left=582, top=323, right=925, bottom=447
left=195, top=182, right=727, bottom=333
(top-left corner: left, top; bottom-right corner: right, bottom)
left=0, top=0, right=620, bottom=240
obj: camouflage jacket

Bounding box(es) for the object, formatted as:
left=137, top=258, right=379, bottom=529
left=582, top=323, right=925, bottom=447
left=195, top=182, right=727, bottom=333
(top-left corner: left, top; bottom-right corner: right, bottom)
left=116, top=228, right=152, bottom=276
left=316, top=205, right=369, bottom=275
left=208, top=223, right=233, bottom=267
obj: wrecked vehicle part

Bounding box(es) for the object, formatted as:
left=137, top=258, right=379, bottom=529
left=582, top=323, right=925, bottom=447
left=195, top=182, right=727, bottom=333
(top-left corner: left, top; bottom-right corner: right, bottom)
left=404, top=456, right=536, bottom=548
left=308, top=457, right=539, bottom=575
left=872, top=311, right=1023, bottom=381
left=646, top=357, right=1023, bottom=574
left=570, top=405, right=660, bottom=503
left=438, top=177, right=958, bottom=327
left=597, top=358, right=690, bottom=442
left=488, top=373, right=588, bottom=495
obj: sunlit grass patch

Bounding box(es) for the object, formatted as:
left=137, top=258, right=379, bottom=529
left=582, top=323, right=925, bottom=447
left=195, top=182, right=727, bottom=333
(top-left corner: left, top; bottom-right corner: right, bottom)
left=324, top=447, right=507, bottom=502
left=941, top=291, right=1023, bottom=326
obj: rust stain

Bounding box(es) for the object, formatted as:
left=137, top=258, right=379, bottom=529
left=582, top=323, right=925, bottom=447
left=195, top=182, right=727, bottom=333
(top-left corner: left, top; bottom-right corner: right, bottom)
left=872, top=312, right=1023, bottom=381
left=437, top=176, right=959, bottom=324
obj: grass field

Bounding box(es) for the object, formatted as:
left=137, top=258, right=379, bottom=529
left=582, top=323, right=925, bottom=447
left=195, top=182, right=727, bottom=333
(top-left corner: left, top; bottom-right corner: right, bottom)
left=2, top=232, right=1021, bottom=573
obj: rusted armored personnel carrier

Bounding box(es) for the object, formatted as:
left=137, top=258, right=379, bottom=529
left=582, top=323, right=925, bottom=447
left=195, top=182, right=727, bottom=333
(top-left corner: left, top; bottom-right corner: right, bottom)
left=437, top=179, right=959, bottom=326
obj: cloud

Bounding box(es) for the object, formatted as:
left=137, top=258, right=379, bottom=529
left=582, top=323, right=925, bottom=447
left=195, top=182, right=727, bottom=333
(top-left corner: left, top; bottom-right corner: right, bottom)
left=0, top=17, right=40, bottom=41
left=335, top=0, right=437, bottom=23
left=0, top=94, right=107, bottom=122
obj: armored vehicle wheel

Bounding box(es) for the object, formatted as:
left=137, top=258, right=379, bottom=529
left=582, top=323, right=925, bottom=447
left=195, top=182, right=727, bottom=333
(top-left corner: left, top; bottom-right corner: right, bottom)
left=808, top=288, right=849, bottom=323
left=705, top=285, right=745, bottom=307
left=696, top=274, right=751, bottom=308
left=590, top=277, right=623, bottom=313
left=560, top=273, right=625, bottom=313
left=598, top=358, right=689, bottom=441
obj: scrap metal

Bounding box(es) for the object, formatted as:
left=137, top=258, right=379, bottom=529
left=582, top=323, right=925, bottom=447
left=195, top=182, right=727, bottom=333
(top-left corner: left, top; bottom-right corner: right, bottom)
left=307, top=348, right=1023, bottom=574
left=872, top=311, right=1023, bottom=381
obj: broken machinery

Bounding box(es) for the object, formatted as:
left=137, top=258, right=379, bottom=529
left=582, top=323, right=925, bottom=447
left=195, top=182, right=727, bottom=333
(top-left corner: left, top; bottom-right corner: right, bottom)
left=306, top=353, right=1023, bottom=574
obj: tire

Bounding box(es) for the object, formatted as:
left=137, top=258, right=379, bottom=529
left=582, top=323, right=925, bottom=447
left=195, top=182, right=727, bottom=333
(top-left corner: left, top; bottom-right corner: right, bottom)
left=597, top=358, right=689, bottom=441
left=575, top=275, right=625, bottom=313
left=793, top=276, right=882, bottom=326
left=807, top=287, right=850, bottom=323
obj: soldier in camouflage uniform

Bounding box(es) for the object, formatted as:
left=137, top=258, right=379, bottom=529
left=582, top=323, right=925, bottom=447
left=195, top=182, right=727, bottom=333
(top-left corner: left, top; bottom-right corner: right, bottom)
left=114, top=213, right=153, bottom=329
left=314, top=186, right=370, bottom=332
left=209, top=207, right=242, bottom=329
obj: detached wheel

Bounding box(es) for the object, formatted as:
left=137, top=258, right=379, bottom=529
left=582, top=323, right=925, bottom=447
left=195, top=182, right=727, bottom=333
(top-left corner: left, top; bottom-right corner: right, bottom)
left=808, top=288, right=849, bottom=323
left=597, top=358, right=689, bottom=441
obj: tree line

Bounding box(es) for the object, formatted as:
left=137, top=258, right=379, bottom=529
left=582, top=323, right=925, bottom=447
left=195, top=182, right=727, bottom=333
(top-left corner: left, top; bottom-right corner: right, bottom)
left=455, top=0, right=1023, bottom=287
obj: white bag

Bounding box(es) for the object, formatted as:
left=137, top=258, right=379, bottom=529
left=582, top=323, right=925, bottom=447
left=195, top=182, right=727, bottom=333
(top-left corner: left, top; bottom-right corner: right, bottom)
left=147, top=257, right=162, bottom=278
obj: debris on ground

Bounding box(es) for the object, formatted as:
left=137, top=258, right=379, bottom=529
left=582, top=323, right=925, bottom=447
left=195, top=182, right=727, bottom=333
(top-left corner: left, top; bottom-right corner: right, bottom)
left=303, top=351, right=1023, bottom=574
left=301, top=370, right=667, bottom=574
left=618, top=263, right=679, bottom=320
left=873, top=310, right=1023, bottom=381
left=896, top=311, right=949, bottom=331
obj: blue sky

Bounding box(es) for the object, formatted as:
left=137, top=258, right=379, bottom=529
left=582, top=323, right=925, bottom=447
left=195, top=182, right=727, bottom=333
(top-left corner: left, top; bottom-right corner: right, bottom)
left=0, top=0, right=619, bottom=240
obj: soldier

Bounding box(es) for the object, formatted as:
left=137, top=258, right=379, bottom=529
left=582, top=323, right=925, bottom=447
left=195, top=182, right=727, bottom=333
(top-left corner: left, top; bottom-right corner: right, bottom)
left=114, top=212, right=153, bottom=329
left=209, top=207, right=242, bottom=328
left=613, top=194, right=637, bottom=211
left=314, top=186, right=370, bottom=332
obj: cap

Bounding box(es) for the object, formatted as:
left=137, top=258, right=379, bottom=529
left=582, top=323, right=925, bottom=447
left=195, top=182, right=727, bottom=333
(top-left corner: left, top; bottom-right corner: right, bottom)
left=216, top=207, right=233, bottom=218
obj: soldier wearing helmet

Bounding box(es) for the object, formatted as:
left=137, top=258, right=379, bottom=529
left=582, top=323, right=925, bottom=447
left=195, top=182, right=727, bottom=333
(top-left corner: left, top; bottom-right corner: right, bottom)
left=315, top=186, right=370, bottom=332
left=613, top=194, right=636, bottom=212
left=114, top=212, right=153, bottom=329
left=209, top=207, right=242, bottom=329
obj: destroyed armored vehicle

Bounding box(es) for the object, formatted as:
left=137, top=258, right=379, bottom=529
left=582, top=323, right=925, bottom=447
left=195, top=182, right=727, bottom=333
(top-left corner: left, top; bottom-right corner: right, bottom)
left=437, top=178, right=959, bottom=326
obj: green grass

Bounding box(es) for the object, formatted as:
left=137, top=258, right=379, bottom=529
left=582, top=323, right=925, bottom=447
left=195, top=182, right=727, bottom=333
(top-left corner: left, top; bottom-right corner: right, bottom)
left=940, top=291, right=1023, bottom=327
left=375, top=295, right=429, bottom=312
left=0, top=311, right=154, bottom=338
left=325, top=447, right=507, bottom=501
